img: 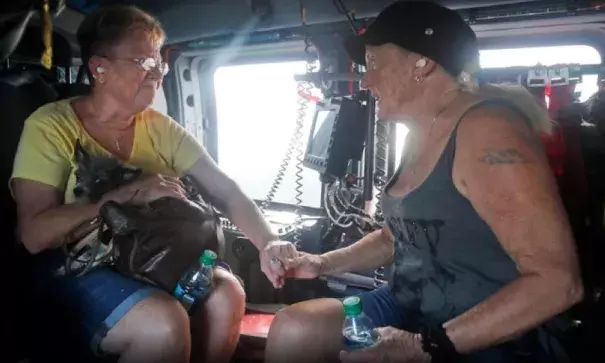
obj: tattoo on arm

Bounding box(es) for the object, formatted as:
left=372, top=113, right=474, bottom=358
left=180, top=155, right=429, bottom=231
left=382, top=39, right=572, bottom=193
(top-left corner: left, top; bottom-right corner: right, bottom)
left=478, top=148, right=534, bottom=165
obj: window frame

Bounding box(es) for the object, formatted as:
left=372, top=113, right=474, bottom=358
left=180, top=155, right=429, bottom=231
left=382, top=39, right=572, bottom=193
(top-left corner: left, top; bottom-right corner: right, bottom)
left=179, top=41, right=325, bottom=210
left=179, top=40, right=313, bottom=162
left=176, top=41, right=602, bottom=210
left=211, top=59, right=327, bottom=209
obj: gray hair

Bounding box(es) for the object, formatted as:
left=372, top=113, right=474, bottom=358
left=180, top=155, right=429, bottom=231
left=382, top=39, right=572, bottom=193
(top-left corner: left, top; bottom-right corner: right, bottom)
left=457, top=69, right=553, bottom=135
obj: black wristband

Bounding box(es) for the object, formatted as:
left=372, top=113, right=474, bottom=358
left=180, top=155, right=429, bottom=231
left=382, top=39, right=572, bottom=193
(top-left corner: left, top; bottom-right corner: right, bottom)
left=420, top=326, right=459, bottom=363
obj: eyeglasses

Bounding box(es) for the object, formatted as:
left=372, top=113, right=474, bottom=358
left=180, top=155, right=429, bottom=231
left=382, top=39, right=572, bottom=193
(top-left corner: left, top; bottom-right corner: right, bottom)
left=133, top=57, right=170, bottom=75
left=98, top=56, right=170, bottom=76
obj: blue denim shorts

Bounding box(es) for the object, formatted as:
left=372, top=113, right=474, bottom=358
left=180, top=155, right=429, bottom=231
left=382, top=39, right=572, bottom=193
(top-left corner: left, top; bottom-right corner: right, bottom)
left=31, top=250, right=232, bottom=357
left=31, top=251, right=160, bottom=356
left=358, top=285, right=564, bottom=363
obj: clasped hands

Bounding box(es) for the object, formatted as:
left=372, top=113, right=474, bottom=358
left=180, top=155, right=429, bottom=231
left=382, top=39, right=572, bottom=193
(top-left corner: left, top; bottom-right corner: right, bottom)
left=259, top=241, right=431, bottom=363
left=259, top=240, right=323, bottom=288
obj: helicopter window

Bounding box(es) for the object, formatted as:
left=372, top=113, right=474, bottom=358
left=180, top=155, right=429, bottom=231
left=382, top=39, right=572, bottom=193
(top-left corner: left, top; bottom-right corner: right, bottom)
left=480, top=44, right=601, bottom=102
left=55, top=66, right=81, bottom=84
left=214, top=60, right=323, bottom=208
left=395, top=45, right=602, bottom=166
left=479, top=45, right=600, bottom=69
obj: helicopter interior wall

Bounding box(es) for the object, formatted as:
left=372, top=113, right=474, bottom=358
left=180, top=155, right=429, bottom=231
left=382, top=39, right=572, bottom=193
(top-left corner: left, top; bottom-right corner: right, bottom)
left=50, top=0, right=605, bottom=67
left=62, top=0, right=544, bottom=44
left=37, top=9, right=605, bottom=65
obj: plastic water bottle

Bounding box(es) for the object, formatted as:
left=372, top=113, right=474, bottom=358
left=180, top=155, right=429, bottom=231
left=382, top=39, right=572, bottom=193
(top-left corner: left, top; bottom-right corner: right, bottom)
left=174, top=250, right=217, bottom=312
left=342, top=296, right=381, bottom=351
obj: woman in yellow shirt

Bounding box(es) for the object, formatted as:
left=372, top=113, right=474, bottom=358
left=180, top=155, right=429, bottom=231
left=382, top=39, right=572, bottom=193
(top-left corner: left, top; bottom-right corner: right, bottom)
left=10, top=5, right=296, bottom=363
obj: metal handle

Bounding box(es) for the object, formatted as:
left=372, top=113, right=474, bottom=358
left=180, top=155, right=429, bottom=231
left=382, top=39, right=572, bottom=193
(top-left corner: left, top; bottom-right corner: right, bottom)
left=294, top=72, right=362, bottom=83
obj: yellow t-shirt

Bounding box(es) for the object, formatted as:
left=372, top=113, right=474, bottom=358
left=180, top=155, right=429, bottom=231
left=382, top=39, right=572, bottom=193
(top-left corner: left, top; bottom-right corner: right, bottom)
left=10, top=98, right=204, bottom=204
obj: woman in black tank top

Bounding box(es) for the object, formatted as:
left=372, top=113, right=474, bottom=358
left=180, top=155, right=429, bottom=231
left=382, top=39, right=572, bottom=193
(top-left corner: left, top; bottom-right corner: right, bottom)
left=265, top=2, right=583, bottom=363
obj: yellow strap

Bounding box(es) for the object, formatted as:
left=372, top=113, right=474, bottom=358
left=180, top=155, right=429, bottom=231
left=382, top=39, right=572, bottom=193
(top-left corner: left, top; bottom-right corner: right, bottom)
left=299, top=3, right=307, bottom=25
left=41, top=1, right=53, bottom=70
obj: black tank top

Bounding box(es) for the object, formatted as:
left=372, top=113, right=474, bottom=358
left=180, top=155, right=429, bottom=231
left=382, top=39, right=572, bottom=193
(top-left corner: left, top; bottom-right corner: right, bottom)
left=382, top=100, right=522, bottom=328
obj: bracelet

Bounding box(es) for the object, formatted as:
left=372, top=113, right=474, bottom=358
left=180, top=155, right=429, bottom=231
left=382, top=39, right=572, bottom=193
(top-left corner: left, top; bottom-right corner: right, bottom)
left=420, top=325, right=459, bottom=363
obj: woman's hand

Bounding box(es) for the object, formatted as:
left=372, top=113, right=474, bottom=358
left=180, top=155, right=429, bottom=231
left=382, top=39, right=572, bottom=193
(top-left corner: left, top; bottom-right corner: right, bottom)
left=339, top=327, right=431, bottom=363
left=283, top=251, right=324, bottom=279
left=100, top=174, right=187, bottom=206
left=260, top=240, right=298, bottom=288
left=260, top=241, right=326, bottom=288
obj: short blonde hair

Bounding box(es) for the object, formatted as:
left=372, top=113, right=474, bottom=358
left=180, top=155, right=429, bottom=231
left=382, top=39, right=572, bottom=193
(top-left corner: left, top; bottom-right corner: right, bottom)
left=77, top=5, right=166, bottom=79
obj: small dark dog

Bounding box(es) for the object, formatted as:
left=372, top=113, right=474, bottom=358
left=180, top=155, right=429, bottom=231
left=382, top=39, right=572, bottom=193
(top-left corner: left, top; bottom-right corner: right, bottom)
left=73, top=139, right=203, bottom=203
left=73, top=140, right=142, bottom=203
left=66, top=140, right=227, bottom=285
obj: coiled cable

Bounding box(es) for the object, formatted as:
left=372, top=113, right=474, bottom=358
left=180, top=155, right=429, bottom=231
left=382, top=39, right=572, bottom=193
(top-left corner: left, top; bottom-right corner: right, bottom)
left=373, top=115, right=389, bottom=288
left=322, top=179, right=387, bottom=287
left=374, top=266, right=387, bottom=287
left=290, top=3, right=318, bottom=245
left=291, top=82, right=310, bottom=245
left=373, top=119, right=388, bottom=222
left=259, top=117, right=302, bottom=212
left=325, top=180, right=379, bottom=229
left=260, top=2, right=315, bottom=246
left=324, top=182, right=353, bottom=228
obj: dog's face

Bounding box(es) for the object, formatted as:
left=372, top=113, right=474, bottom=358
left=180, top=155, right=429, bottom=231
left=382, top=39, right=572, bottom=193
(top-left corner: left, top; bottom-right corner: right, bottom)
left=73, top=140, right=142, bottom=203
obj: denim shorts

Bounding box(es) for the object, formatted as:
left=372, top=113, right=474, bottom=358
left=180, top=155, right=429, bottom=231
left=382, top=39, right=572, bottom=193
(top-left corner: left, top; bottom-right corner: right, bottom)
left=359, top=285, right=566, bottom=363
left=30, top=250, right=160, bottom=356
left=30, top=250, right=232, bottom=357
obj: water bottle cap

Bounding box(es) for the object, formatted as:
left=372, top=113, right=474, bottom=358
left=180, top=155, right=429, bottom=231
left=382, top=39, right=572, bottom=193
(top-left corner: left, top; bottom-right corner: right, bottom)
left=200, top=250, right=217, bottom=266
left=342, top=296, right=363, bottom=316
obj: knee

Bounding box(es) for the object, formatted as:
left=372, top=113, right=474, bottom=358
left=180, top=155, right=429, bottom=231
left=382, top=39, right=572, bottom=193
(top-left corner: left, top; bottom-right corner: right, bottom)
left=102, top=293, right=190, bottom=356
left=266, top=300, right=344, bottom=363
left=268, top=299, right=343, bottom=344
left=134, top=293, right=190, bottom=344
left=207, top=268, right=246, bottom=319
left=268, top=306, right=310, bottom=342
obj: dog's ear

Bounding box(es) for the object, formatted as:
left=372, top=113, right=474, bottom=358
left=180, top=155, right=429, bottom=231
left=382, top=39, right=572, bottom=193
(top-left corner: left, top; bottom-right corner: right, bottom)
left=74, top=140, right=90, bottom=164
left=99, top=201, right=137, bottom=235
left=122, top=167, right=143, bottom=183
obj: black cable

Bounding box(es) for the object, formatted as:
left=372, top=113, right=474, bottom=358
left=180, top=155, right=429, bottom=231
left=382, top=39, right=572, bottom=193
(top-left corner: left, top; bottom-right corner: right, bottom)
left=332, top=0, right=359, bottom=34
left=374, top=119, right=388, bottom=222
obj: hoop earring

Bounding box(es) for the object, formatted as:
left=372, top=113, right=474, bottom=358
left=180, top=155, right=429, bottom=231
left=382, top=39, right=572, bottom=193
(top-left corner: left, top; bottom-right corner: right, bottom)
left=415, top=75, right=424, bottom=83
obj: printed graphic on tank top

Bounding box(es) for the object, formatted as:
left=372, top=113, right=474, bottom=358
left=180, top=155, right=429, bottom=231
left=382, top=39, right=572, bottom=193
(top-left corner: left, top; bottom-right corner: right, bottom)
left=381, top=100, right=522, bottom=329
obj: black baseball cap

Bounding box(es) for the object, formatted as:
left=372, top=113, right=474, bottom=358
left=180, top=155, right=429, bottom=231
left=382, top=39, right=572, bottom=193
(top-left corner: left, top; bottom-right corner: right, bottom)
left=344, top=1, right=479, bottom=77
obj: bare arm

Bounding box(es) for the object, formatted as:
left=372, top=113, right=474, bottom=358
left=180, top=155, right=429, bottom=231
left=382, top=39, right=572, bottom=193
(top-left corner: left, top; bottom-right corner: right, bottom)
left=14, top=174, right=184, bottom=254
left=319, top=227, right=394, bottom=275
left=186, top=154, right=278, bottom=251
left=443, top=105, right=583, bottom=354
left=13, top=179, right=99, bottom=254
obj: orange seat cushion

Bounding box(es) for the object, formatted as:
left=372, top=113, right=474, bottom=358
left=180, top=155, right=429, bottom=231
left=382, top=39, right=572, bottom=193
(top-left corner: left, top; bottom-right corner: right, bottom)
left=240, top=313, right=275, bottom=338
left=235, top=314, right=275, bottom=361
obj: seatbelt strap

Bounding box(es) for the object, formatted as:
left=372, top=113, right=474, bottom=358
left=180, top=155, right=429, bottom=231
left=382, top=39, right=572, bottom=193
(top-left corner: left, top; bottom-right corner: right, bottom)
left=41, top=0, right=53, bottom=70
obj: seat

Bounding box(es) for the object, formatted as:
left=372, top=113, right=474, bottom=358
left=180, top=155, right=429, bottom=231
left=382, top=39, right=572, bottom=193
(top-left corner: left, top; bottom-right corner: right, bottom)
left=579, top=91, right=605, bottom=290
left=13, top=24, right=93, bottom=99
left=235, top=305, right=284, bottom=363
left=55, top=80, right=92, bottom=98
left=544, top=89, right=605, bottom=361
left=0, top=69, right=58, bottom=220
left=0, top=55, right=60, bottom=363
left=0, top=4, right=63, bottom=362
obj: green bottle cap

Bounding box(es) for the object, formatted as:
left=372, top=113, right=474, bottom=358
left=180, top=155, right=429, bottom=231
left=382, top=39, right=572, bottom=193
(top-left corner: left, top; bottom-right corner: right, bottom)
left=200, top=250, right=217, bottom=266
left=342, top=296, right=363, bottom=316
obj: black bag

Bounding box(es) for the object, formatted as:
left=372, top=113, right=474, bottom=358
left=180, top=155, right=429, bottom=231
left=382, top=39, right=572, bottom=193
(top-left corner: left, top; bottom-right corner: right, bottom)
left=62, top=176, right=226, bottom=293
